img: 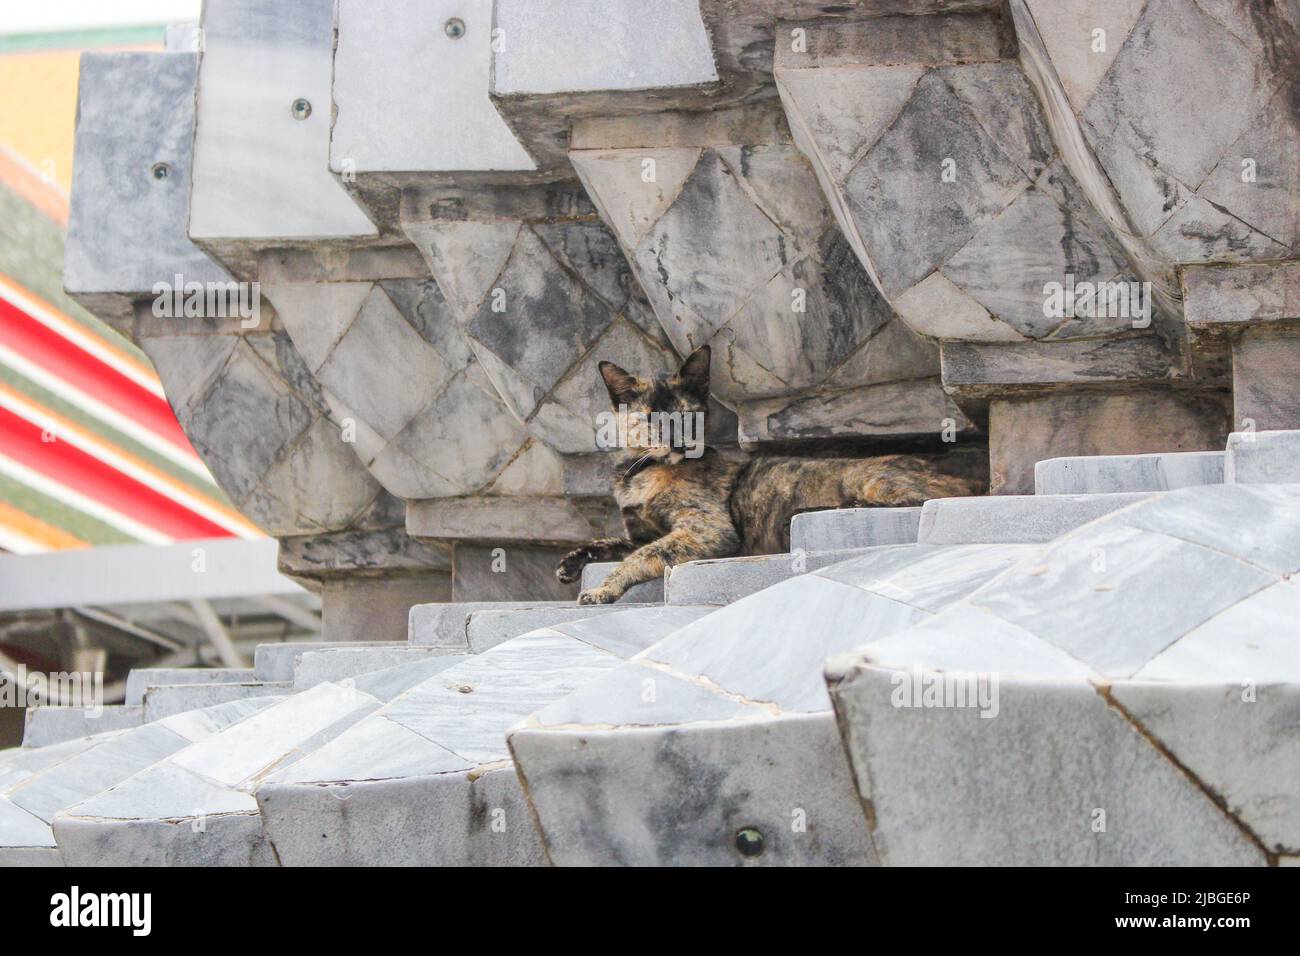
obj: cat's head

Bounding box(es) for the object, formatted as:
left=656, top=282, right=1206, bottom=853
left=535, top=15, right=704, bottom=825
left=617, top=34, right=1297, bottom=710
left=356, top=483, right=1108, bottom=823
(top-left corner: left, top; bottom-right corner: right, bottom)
left=598, top=345, right=710, bottom=464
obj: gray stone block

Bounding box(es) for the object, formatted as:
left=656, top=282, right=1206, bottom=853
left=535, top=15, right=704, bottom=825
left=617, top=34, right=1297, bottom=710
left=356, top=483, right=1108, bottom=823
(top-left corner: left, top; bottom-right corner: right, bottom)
left=257, top=606, right=697, bottom=864
left=465, top=605, right=653, bottom=653
left=142, top=683, right=291, bottom=722
left=126, top=668, right=257, bottom=706
left=789, top=508, right=920, bottom=552
left=1226, top=430, right=1300, bottom=485
left=254, top=641, right=407, bottom=682
left=408, top=601, right=571, bottom=647
left=292, top=646, right=453, bottom=690
left=917, top=492, right=1153, bottom=544
left=22, top=705, right=144, bottom=749
left=580, top=562, right=664, bottom=604
left=665, top=549, right=868, bottom=606
left=63, top=52, right=232, bottom=325
left=828, top=483, right=1300, bottom=863
left=1034, top=451, right=1224, bottom=495
left=510, top=542, right=1024, bottom=865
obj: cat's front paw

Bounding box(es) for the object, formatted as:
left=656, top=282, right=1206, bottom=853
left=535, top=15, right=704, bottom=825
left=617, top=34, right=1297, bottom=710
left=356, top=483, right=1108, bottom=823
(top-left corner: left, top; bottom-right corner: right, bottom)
left=556, top=547, right=593, bottom=584
left=577, top=585, right=617, bottom=606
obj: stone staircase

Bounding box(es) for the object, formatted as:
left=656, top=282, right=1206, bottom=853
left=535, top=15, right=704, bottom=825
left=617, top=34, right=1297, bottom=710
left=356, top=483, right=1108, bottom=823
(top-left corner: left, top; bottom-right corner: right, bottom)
left=5, top=429, right=1297, bottom=866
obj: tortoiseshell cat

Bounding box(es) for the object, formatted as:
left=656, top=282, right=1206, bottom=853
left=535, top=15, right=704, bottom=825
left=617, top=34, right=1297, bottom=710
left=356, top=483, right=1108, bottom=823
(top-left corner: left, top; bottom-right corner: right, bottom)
left=557, top=345, right=987, bottom=605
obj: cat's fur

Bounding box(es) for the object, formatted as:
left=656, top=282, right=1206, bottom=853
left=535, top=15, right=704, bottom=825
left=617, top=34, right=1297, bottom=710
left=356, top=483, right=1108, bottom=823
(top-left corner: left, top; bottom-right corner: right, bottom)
left=558, top=345, right=986, bottom=604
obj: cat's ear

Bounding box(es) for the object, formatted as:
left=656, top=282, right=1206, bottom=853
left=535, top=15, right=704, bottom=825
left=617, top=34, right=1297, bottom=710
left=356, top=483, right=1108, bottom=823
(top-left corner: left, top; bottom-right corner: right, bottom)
left=599, top=361, right=639, bottom=407
left=677, top=345, right=711, bottom=401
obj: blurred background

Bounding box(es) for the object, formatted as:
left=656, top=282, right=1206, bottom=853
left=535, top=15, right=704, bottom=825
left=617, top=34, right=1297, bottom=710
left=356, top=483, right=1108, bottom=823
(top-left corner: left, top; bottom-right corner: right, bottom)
left=0, top=2, right=320, bottom=745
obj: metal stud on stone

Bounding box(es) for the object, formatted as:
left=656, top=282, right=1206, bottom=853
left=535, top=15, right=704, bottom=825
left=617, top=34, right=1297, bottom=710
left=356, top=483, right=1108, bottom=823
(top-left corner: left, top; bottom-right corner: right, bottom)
left=150, top=162, right=169, bottom=181
left=290, top=97, right=312, bottom=120
left=444, top=18, right=465, bottom=39
left=734, top=827, right=765, bottom=858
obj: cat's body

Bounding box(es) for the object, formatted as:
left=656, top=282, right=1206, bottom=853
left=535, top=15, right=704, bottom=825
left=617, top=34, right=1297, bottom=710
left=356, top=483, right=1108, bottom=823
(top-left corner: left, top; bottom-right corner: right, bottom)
left=558, top=345, right=986, bottom=604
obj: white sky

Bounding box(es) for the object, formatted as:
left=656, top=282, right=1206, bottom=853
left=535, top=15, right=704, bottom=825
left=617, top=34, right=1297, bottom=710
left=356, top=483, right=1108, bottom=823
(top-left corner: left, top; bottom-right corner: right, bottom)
left=0, top=0, right=202, bottom=35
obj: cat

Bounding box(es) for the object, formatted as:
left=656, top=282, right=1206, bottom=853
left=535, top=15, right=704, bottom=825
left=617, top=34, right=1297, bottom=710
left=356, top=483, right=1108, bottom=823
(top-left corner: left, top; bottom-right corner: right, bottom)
left=557, top=345, right=987, bottom=605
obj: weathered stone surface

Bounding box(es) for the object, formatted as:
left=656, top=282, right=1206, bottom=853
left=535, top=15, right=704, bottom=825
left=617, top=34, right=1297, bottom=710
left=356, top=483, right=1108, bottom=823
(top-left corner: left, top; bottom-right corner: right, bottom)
left=828, top=484, right=1300, bottom=864
left=292, top=646, right=452, bottom=690
left=405, top=495, right=621, bottom=544
left=1034, top=451, right=1224, bottom=495
left=1232, top=330, right=1300, bottom=432
left=257, top=607, right=700, bottom=864
left=142, top=682, right=291, bottom=722
left=454, top=544, right=579, bottom=603
left=188, top=0, right=376, bottom=250
left=790, top=507, right=921, bottom=552
left=125, top=668, right=257, bottom=707
left=1226, top=429, right=1300, bottom=485
left=316, top=573, right=451, bottom=645
left=1183, top=261, right=1300, bottom=331
left=54, top=662, right=454, bottom=866
left=511, top=542, right=1025, bottom=865
left=917, top=492, right=1153, bottom=545
left=988, top=391, right=1230, bottom=494
left=63, top=52, right=232, bottom=327
left=664, top=549, right=869, bottom=606
left=408, top=600, right=650, bottom=650
left=4, top=698, right=274, bottom=854
left=22, top=706, right=144, bottom=749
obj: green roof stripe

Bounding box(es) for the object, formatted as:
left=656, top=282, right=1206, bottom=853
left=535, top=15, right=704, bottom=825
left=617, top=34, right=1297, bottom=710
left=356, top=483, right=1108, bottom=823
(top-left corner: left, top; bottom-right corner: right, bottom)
left=0, top=470, right=138, bottom=547
left=0, top=25, right=167, bottom=54
left=0, top=360, right=224, bottom=498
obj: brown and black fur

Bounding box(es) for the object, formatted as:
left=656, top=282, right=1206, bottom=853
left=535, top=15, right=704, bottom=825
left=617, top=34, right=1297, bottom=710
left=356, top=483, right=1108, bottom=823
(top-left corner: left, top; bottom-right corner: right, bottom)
left=559, top=345, right=986, bottom=604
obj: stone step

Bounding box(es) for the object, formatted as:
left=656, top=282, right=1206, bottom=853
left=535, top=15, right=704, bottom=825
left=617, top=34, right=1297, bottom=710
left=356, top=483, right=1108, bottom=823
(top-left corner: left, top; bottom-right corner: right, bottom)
left=1034, top=450, right=1224, bottom=495
left=665, top=549, right=868, bottom=606
left=53, top=654, right=467, bottom=866
left=1, top=697, right=277, bottom=864
left=142, top=681, right=292, bottom=722
left=826, top=483, right=1300, bottom=866
left=255, top=604, right=711, bottom=865
left=579, top=562, right=664, bottom=603
left=917, top=492, right=1153, bottom=545
left=125, top=667, right=258, bottom=706
left=253, top=641, right=407, bottom=682
left=292, top=645, right=457, bottom=690
left=509, top=543, right=1028, bottom=865
left=1225, top=429, right=1300, bottom=484
left=408, top=600, right=652, bottom=651
left=790, top=507, right=921, bottom=552
left=22, top=704, right=144, bottom=749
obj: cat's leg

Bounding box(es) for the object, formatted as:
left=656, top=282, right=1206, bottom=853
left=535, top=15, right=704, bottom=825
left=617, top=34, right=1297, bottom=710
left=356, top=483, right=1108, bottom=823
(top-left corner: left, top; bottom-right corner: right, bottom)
left=578, top=517, right=740, bottom=604
left=555, top=537, right=634, bottom=584
left=849, top=459, right=986, bottom=508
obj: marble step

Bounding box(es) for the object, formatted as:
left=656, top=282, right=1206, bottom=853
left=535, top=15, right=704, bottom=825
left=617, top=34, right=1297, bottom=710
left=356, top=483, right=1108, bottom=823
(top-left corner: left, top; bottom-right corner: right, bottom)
left=53, top=654, right=465, bottom=866
left=408, top=600, right=652, bottom=651
left=125, top=668, right=258, bottom=706
left=917, top=492, right=1153, bottom=545
left=22, top=704, right=144, bottom=749
left=509, top=543, right=1029, bottom=865
left=254, top=641, right=407, bottom=682
left=0, top=697, right=277, bottom=866
left=256, top=605, right=712, bottom=865
left=1226, top=429, right=1300, bottom=484
left=826, top=483, right=1300, bottom=866
left=789, top=507, right=922, bottom=552
left=292, top=645, right=458, bottom=690
left=142, top=681, right=292, bottom=722
left=579, top=562, right=664, bottom=603
left=664, top=549, right=868, bottom=606
left=1034, top=450, right=1224, bottom=495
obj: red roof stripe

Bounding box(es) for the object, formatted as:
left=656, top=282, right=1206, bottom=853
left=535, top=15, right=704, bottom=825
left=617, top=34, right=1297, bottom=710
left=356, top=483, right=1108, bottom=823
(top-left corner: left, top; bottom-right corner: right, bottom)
left=0, top=403, right=231, bottom=539
left=0, top=294, right=194, bottom=455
